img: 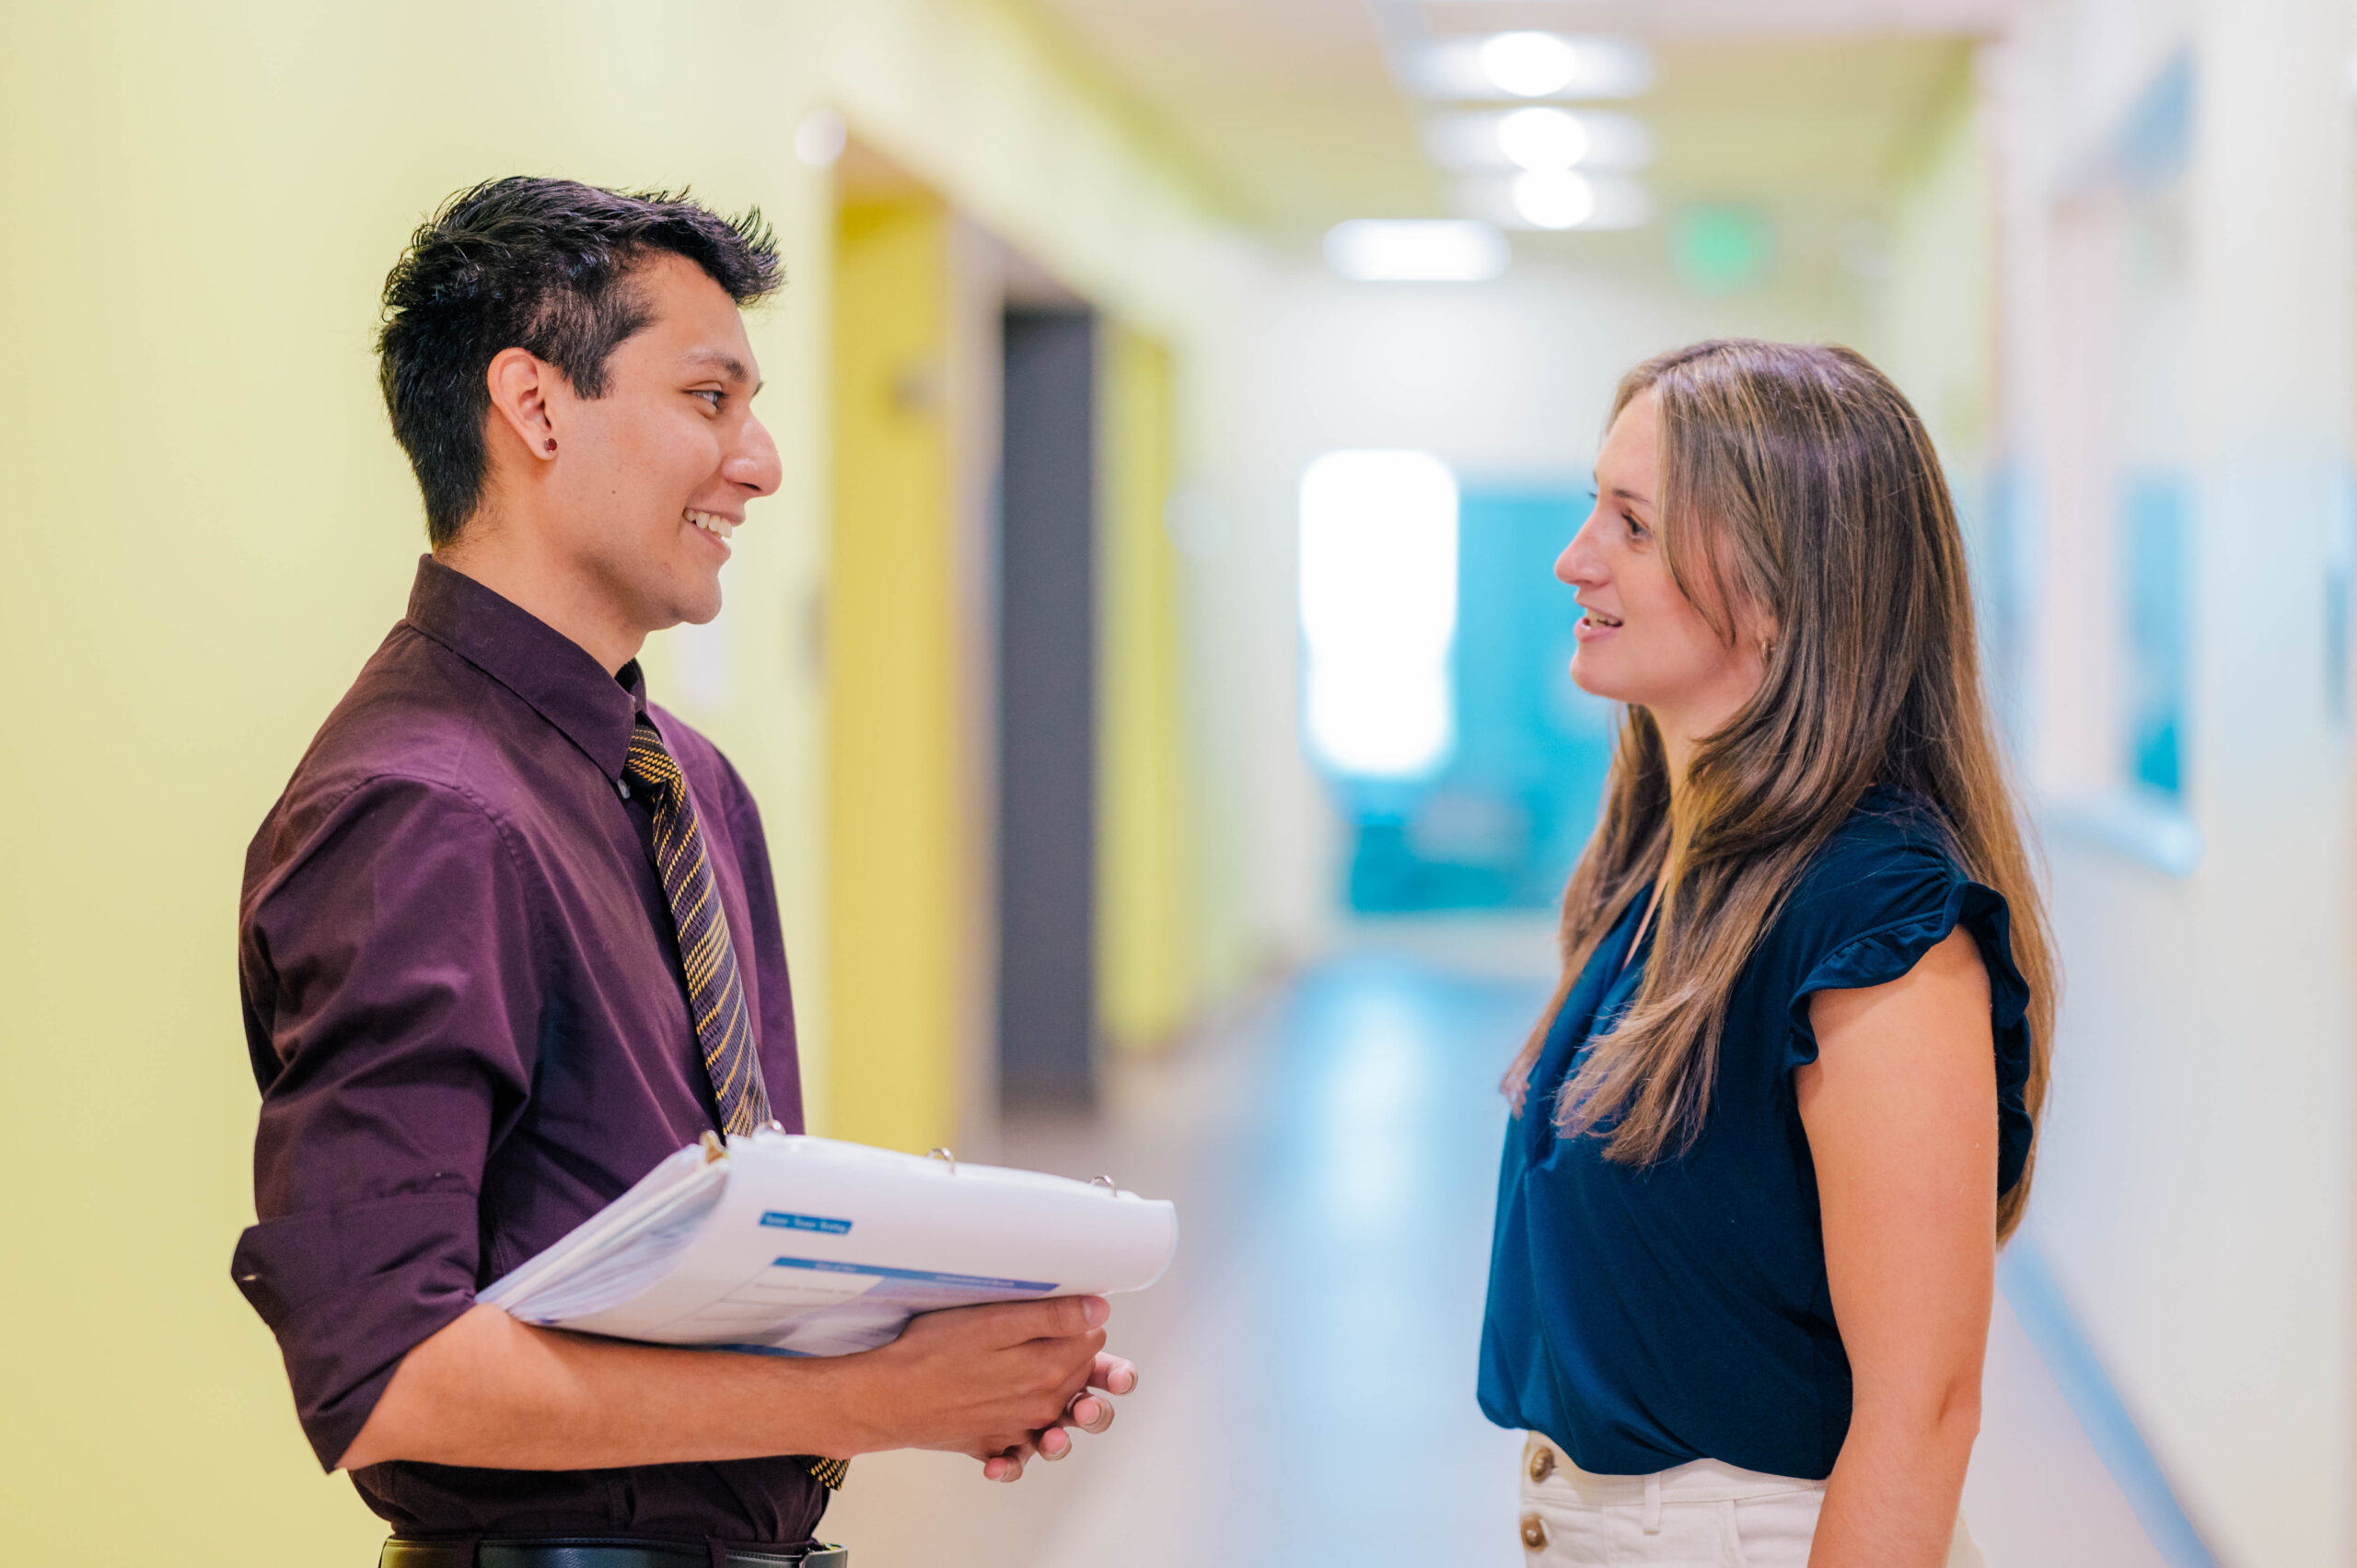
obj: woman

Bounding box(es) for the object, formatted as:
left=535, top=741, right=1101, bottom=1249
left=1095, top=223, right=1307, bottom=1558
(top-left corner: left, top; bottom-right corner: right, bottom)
left=1478, top=340, right=2052, bottom=1568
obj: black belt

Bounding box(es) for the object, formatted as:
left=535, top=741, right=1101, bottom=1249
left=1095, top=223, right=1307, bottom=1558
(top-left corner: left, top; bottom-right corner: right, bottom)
left=380, top=1537, right=847, bottom=1568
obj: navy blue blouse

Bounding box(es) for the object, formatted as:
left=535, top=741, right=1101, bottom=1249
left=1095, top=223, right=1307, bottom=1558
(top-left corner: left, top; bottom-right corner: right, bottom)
left=1477, top=786, right=2034, bottom=1480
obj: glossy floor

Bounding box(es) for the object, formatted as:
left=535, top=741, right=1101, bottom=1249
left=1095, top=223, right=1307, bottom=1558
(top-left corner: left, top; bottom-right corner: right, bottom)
left=822, top=953, right=2173, bottom=1568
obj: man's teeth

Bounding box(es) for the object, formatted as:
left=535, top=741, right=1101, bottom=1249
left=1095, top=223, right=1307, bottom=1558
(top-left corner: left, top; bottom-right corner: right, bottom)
left=686, top=510, right=736, bottom=540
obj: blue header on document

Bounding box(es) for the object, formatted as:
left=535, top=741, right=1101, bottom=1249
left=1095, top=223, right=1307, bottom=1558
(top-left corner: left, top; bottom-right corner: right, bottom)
left=772, top=1256, right=1058, bottom=1293
left=761, top=1211, right=853, bottom=1235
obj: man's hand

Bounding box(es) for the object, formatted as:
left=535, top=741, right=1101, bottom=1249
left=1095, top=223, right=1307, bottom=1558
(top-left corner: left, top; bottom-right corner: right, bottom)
left=336, top=1294, right=1140, bottom=1478
left=845, top=1295, right=1137, bottom=1481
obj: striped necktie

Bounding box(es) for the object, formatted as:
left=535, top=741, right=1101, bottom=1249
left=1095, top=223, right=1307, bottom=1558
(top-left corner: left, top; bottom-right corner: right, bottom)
left=622, top=718, right=848, bottom=1492
left=623, top=717, right=774, bottom=1135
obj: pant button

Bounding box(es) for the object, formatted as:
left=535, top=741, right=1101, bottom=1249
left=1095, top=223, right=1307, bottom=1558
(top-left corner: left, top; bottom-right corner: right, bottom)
left=1520, top=1512, right=1549, bottom=1551
left=1527, top=1444, right=1555, bottom=1483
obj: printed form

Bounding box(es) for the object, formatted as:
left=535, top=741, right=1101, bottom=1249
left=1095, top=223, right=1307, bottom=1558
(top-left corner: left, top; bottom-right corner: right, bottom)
left=482, top=1132, right=1178, bottom=1357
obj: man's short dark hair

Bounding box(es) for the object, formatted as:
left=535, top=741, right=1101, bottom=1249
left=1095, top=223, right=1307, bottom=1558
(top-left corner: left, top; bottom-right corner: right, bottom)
left=377, top=177, right=784, bottom=546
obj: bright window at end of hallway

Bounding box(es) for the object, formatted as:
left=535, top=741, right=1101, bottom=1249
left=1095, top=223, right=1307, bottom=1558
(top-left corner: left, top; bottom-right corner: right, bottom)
left=1299, top=451, right=1459, bottom=778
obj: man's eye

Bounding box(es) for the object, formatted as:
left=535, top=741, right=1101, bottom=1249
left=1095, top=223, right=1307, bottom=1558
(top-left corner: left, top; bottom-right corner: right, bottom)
left=691, top=389, right=724, bottom=410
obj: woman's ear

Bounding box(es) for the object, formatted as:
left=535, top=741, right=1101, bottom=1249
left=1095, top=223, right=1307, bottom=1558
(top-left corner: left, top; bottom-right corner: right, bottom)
left=1736, top=595, right=1779, bottom=664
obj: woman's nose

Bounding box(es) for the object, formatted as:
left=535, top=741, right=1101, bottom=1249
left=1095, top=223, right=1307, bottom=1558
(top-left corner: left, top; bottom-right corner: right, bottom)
left=1556, top=515, right=1608, bottom=587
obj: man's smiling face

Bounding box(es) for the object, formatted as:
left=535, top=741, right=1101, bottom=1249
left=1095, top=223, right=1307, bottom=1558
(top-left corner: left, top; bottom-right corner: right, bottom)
left=539, top=250, right=782, bottom=635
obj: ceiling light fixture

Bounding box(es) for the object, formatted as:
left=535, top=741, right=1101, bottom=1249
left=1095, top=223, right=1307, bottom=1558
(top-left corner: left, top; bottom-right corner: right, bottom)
left=1324, top=219, right=1510, bottom=282
left=1423, top=109, right=1654, bottom=173
left=1480, top=32, right=1581, bottom=98
left=1413, top=34, right=1653, bottom=102
left=1497, top=107, right=1589, bottom=171
left=1511, top=170, right=1598, bottom=230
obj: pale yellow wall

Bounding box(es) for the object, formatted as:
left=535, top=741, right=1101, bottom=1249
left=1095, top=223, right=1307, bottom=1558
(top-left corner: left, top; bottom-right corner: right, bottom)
left=0, top=7, right=834, bottom=1561
left=1097, top=329, right=1200, bottom=1053
left=824, top=192, right=962, bottom=1154
left=0, top=1, right=1253, bottom=1561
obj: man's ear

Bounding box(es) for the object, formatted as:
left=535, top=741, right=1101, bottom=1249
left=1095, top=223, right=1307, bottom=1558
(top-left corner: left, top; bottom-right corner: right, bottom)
left=485, top=347, right=561, bottom=464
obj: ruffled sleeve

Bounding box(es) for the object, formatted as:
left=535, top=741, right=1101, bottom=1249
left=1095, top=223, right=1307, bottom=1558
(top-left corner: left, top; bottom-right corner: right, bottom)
left=1780, top=841, right=2036, bottom=1197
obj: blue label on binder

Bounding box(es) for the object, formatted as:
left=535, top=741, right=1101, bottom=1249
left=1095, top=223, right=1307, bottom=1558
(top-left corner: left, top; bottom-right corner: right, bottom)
left=771, top=1256, right=1057, bottom=1293
left=761, top=1212, right=853, bottom=1236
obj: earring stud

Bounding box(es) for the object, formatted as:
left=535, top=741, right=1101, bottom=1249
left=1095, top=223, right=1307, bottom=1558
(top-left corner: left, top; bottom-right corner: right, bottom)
left=545, top=438, right=557, bottom=454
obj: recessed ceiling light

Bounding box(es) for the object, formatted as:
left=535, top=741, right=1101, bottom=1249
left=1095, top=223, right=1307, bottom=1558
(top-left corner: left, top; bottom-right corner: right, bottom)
left=1455, top=172, right=1651, bottom=232
left=1481, top=32, right=1580, bottom=98
left=1412, top=34, right=1654, bottom=101
left=1323, top=219, right=1510, bottom=283
left=1497, top=107, right=1589, bottom=171
left=1424, top=110, right=1654, bottom=173
left=1512, top=170, right=1596, bottom=230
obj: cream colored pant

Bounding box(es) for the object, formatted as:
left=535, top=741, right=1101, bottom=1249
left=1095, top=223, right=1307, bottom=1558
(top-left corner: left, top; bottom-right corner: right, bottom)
left=1517, top=1434, right=1985, bottom=1567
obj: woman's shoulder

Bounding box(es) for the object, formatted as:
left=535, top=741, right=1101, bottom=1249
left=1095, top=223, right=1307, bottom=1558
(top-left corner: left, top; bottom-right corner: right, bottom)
left=1764, top=787, right=2036, bottom=1189
left=1762, top=785, right=1980, bottom=981
left=1785, top=784, right=1958, bottom=907
left=1762, top=783, right=2029, bottom=1027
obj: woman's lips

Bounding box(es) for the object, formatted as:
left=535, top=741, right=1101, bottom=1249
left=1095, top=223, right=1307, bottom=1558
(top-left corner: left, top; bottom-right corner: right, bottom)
left=1574, top=610, right=1621, bottom=641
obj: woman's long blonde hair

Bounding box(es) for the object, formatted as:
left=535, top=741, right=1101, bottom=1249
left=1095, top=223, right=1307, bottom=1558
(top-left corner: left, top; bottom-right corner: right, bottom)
left=1504, top=340, right=2055, bottom=1242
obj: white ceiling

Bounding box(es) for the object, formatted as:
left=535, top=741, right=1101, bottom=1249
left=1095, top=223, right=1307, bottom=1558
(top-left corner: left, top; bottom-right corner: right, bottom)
left=1405, top=0, right=2015, bottom=36
left=1021, top=0, right=2011, bottom=246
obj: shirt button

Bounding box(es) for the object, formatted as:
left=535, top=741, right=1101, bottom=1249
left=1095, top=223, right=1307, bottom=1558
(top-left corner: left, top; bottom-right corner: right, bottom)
left=1519, top=1512, right=1549, bottom=1551
left=1527, top=1444, right=1556, bottom=1483
left=615, top=778, right=632, bottom=800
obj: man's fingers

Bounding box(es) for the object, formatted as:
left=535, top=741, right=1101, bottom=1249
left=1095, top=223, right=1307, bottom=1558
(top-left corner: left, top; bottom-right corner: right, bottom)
left=980, top=1434, right=1038, bottom=1482
left=1068, top=1391, right=1115, bottom=1435
left=1037, top=1424, right=1074, bottom=1460
left=952, top=1292, right=1109, bottom=1348
left=1028, top=1294, right=1109, bottom=1340
left=1088, top=1353, right=1138, bottom=1396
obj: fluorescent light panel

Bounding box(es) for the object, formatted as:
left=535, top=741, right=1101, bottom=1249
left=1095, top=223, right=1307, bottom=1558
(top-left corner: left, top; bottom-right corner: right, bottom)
left=1424, top=108, right=1654, bottom=173
left=1324, top=219, right=1509, bottom=283
left=1413, top=33, right=1653, bottom=101
left=1456, top=172, right=1653, bottom=232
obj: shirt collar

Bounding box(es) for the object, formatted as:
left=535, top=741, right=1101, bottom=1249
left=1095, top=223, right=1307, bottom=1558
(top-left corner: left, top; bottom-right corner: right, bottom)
left=403, top=555, right=644, bottom=782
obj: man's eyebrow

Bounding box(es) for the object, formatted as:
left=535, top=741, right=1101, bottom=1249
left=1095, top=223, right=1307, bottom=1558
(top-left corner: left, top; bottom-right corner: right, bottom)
left=683, top=347, right=753, bottom=384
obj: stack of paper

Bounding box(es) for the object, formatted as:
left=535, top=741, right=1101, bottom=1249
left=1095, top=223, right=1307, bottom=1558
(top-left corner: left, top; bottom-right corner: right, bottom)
left=482, top=1132, right=1178, bottom=1356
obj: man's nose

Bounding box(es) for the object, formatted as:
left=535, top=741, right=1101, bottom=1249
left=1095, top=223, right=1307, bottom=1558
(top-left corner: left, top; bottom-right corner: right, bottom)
left=726, top=414, right=784, bottom=499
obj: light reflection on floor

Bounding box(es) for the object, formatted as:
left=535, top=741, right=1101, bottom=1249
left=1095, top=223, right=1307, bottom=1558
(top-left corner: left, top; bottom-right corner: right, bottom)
left=822, top=953, right=2170, bottom=1568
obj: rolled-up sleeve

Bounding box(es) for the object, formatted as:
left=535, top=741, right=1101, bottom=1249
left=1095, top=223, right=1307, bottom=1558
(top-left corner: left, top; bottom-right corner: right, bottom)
left=232, top=776, right=538, bottom=1469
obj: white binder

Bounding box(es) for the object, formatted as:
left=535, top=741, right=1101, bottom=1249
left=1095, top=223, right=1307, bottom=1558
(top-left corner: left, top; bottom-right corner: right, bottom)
left=482, top=1131, right=1178, bottom=1356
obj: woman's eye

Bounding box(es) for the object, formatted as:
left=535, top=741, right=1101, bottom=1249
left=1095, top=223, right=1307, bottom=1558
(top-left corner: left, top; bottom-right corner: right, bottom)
left=1623, top=512, right=1650, bottom=540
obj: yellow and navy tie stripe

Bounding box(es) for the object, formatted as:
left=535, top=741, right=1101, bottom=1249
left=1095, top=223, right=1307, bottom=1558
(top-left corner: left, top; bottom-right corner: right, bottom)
left=622, top=718, right=847, bottom=1492
left=624, top=716, right=773, bottom=1136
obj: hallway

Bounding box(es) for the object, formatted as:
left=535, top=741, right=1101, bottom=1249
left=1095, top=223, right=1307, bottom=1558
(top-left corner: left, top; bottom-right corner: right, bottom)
left=825, top=953, right=2178, bottom=1568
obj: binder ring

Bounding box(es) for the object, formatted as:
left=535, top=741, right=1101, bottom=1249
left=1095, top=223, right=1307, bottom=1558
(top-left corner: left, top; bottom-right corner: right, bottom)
left=927, top=1147, right=958, bottom=1174
left=1089, top=1175, right=1117, bottom=1193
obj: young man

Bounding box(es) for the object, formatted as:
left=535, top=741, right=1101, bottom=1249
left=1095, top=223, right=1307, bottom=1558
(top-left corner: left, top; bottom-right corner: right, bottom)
left=232, top=179, right=1132, bottom=1567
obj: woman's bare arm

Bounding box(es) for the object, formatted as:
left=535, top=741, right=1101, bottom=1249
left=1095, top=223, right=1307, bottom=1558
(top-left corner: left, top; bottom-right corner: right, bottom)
left=1798, top=926, right=1997, bottom=1568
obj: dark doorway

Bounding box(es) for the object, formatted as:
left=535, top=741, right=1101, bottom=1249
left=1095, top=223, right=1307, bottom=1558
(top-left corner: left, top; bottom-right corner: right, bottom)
left=996, top=308, right=1098, bottom=1109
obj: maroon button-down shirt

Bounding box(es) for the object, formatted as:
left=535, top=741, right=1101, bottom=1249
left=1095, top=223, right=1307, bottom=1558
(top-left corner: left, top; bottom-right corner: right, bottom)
left=232, top=557, right=824, bottom=1546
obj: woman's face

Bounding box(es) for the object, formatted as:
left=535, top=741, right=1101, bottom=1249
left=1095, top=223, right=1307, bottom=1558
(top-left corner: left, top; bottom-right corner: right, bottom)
left=1557, top=389, right=1767, bottom=726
